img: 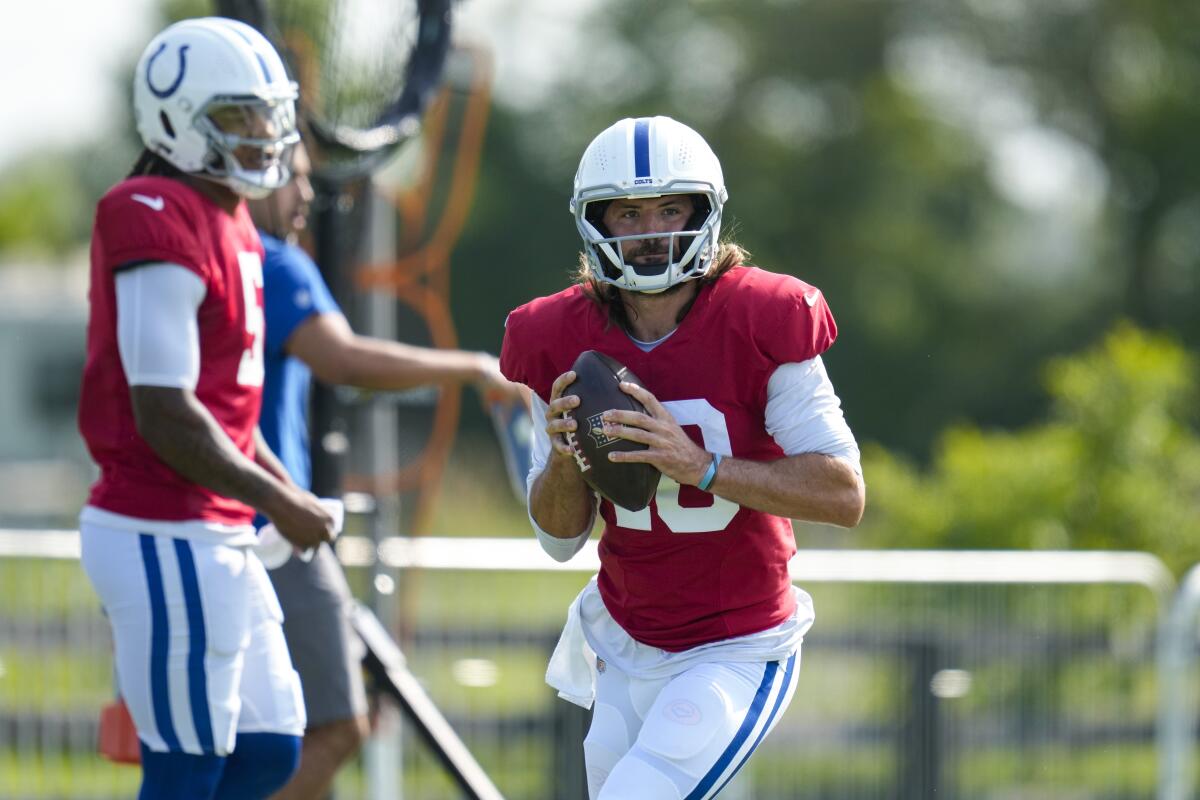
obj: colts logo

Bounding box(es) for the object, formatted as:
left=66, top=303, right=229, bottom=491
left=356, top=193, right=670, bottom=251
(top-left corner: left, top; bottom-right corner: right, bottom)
left=146, top=42, right=190, bottom=99
left=586, top=413, right=618, bottom=449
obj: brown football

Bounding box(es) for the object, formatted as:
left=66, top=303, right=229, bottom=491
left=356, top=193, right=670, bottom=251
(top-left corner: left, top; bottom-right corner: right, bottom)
left=563, top=350, right=661, bottom=511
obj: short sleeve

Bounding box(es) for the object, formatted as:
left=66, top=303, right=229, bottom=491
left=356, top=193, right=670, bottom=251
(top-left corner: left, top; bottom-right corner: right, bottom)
left=759, top=280, right=838, bottom=366
left=260, top=235, right=341, bottom=358
left=499, top=307, right=528, bottom=386
left=94, top=186, right=208, bottom=279
left=499, top=296, right=570, bottom=404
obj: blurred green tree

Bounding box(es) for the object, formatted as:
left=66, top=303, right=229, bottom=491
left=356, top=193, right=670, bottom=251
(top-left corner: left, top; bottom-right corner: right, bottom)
left=859, top=323, right=1200, bottom=574
left=0, top=158, right=91, bottom=259
left=450, top=0, right=1200, bottom=460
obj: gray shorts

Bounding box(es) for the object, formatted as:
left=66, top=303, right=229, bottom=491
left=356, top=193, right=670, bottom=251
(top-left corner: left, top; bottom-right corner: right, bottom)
left=268, top=544, right=368, bottom=727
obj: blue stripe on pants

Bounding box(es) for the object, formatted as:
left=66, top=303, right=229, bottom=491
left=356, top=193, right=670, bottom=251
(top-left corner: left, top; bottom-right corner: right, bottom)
left=685, top=659, right=780, bottom=800
left=710, top=652, right=798, bottom=798
left=139, top=534, right=181, bottom=752
left=173, top=538, right=214, bottom=754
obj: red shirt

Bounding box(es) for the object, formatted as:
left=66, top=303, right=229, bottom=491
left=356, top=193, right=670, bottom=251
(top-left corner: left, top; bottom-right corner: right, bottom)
left=500, top=266, right=837, bottom=650
left=79, top=176, right=265, bottom=525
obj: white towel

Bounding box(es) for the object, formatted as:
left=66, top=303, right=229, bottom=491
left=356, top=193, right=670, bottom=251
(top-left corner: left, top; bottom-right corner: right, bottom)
left=544, top=590, right=598, bottom=709
left=255, top=498, right=345, bottom=569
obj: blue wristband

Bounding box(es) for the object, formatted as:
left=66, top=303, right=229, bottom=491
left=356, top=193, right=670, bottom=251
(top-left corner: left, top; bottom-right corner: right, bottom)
left=697, top=453, right=722, bottom=492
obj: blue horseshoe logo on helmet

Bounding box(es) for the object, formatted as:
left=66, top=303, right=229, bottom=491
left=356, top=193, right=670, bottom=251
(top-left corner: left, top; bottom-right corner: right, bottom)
left=146, top=43, right=190, bottom=99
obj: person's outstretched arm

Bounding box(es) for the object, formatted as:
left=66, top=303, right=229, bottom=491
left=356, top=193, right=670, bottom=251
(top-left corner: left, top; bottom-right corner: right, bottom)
left=286, top=311, right=517, bottom=398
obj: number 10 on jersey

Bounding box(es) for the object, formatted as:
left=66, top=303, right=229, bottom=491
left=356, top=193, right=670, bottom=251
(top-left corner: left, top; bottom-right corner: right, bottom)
left=613, top=399, right=739, bottom=533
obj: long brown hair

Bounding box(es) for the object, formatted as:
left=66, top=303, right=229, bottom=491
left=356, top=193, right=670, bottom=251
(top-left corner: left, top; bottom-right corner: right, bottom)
left=575, top=241, right=750, bottom=331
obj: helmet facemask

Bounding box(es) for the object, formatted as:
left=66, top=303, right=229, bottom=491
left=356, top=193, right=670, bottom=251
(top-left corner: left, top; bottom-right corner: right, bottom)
left=578, top=190, right=722, bottom=293
left=133, top=18, right=302, bottom=200
left=196, top=95, right=300, bottom=199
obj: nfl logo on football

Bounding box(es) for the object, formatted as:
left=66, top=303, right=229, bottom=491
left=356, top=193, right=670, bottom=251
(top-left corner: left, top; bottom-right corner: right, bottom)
left=586, top=413, right=618, bottom=449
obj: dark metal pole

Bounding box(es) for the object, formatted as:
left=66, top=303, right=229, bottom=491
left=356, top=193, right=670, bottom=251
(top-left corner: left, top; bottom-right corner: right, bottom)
left=308, top=177, right=367, bottom=498
left=898, top=641, right=941, bottom=799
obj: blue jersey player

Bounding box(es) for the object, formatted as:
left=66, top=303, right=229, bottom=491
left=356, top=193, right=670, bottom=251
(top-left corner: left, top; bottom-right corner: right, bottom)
left=247, top=143, right=523, bottom=799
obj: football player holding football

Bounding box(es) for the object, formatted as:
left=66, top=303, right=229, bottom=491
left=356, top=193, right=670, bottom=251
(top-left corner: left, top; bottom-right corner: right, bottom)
left=78, top=18, right=334, bottom=800
left=499, top=116, right=866, bottom=799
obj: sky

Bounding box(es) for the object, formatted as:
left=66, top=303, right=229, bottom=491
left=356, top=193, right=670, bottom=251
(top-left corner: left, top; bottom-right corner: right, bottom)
left=0, top=0, right=158, bottom=167
left=0, top=0, right=596, bottom=169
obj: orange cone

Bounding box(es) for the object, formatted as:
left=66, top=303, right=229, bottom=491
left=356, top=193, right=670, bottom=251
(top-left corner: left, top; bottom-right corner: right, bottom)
left=98, top=698, right=141, bottom=765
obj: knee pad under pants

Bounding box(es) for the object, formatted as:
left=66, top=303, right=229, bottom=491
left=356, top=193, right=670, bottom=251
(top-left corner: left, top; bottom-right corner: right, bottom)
left=586, top=653, right=800, bottom=800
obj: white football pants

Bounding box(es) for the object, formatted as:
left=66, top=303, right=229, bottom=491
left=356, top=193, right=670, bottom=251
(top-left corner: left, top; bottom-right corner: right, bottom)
left=81, top=522, right=305, bottom=756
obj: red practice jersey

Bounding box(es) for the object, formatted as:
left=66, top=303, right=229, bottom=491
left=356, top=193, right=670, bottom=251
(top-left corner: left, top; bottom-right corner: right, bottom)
left=501, top=266, right=837, bottom=651
left=79, top=176, right=265, bottom=525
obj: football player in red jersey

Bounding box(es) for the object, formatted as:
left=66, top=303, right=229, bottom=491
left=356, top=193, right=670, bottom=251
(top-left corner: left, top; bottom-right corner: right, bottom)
left=77, top=18, right=334, bottom=800
left=499, top=116, right=866, bottom=799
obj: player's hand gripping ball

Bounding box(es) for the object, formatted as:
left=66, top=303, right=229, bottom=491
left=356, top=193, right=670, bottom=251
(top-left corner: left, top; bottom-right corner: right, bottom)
left=563, top=350, right=661, bottom=511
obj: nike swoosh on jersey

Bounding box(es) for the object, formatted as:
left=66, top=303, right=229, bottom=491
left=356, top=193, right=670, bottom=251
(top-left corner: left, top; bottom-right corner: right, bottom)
left=131, top=194, right=165, bottom=211
left=803, top=289, right=821, bottom=307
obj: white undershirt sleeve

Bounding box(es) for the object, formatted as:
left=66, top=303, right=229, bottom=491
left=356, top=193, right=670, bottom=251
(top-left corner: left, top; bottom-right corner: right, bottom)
left=115, top=263, right=206, bottom=389
left=765, top=356, right=862, bottom=474
left=527, top=393, right=596, bottom=562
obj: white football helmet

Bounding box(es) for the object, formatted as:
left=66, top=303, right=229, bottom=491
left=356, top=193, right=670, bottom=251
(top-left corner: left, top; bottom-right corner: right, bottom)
left=133, top=17, right=300, bottom=199
left=571, top=116, right=728, bottom=293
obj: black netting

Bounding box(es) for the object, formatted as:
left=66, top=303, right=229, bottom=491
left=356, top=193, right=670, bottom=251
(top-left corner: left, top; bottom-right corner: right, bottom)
left=217, top=0, right=451, bottom=172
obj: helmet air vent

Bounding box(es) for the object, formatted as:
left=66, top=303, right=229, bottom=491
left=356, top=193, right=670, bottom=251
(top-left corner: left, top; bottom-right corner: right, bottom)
left=159, top=111, right=176, bottom=139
